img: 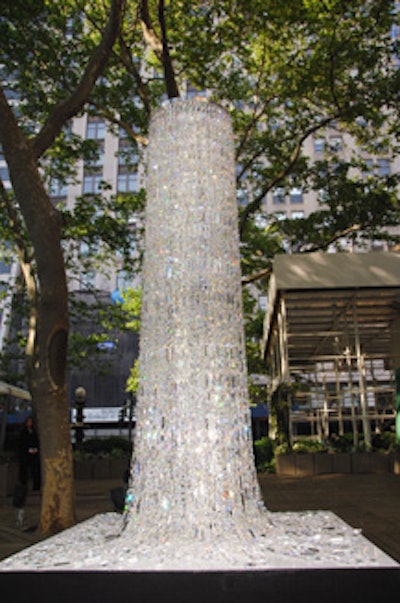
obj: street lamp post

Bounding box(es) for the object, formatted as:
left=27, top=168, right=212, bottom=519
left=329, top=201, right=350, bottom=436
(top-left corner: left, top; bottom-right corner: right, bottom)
left=74, top=386, right=86, bottom=448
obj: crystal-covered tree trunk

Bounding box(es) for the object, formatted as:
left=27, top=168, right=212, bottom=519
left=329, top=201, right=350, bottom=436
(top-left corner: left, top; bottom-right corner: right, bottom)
left=123, top=100, right=267, bottom=548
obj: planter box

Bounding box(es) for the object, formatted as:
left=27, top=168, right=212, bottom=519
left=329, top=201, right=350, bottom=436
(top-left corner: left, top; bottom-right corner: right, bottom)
left=275, top=452, right=393, bottom=476
left=275, top=453, right=315, bottom=477
left=314, top=453, right=333, bottom=475
left=74, top=460, right=94, bottom=480
left=275, top=454, right=298, bottom=476
left=110, top=458, right=129, bottom=480
left=74, top=457, right=130, bottom=480
left=296, top=454, right=315, bottom=477
left=351, top=453, right=371, bottom=473
left=92, top=459, right=111, bottom=479
left=369, top=453, right=390, bottom=473
left=332, top=453, right=352, bottom=474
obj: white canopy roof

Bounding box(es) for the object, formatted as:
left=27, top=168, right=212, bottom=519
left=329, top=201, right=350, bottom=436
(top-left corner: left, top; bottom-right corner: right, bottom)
left=262, top=251, right=400, bottom=366
left=0, top=381, right=31, bottom=401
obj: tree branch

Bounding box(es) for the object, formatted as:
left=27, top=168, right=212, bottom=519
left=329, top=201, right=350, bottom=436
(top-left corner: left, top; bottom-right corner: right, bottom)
left=299, top=223, right=362, bottom=253
left=118, top=34, right=152, bottom=116
left=0, top=178, right=31, bottom=262
left=139, top=0, right=179, bottom=98
left=241, top=266, right=272, bottom=285
left=140, top=0, right=163, bottom=53
left=241, top=223, right=363, bottom=286
left=32, top=0, right=126, bottom=159
left=90, top=103, right=149, bottom=145
left=158, top=0, right=180, bottom=98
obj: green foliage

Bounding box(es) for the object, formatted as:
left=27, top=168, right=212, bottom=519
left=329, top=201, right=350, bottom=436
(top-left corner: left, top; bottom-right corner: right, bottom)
left=122, top=288, right=142, bottom=332
left=120, top=287, right=142, bottom=394
left=126, top=358, right=139, bottom=395
left=292, top=438, right=327, bottom=453
left=328, top=431, right=400, bottom=453
left=253, top=436, right=275, bottom=472
left=73, top=436, right=132, bottom=459
left=371, top=431, right=399, bottom=452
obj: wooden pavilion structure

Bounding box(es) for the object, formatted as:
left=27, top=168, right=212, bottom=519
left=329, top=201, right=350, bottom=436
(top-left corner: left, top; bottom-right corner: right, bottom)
left=262, top=252, right=400, bottom=446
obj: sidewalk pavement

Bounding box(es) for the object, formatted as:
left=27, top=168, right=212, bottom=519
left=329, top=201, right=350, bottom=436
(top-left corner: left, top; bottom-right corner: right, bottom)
left=0, top=473, right=399, bottom=565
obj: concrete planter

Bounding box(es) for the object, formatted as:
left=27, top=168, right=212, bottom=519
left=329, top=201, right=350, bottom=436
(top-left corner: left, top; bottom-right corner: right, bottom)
left=314, top=453, right=334, bottom=475
left=332, top=453, right=352, bottom=474
left=296, top=454, right=315, bottom=477
left=351, top=452, right=371, bottom=473
left=275, top=453, right=298, bottom=477
left=276, top=452, right=394, bottom=476
left=74, top=456, right=130, bottom=480
left=369, top=452, right=391, bottom=473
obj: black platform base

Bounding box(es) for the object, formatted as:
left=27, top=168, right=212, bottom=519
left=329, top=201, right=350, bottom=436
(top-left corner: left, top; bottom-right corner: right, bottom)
left=2, top=568, right=400, bottom=603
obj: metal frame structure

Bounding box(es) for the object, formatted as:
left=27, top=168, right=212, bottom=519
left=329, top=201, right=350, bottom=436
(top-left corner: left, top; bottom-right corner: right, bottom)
left=262, top=252, right=400, bottom=445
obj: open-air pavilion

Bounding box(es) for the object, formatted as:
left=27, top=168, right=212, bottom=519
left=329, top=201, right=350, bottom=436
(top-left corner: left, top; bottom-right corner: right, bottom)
left=262, top=251, right=400, bottom=446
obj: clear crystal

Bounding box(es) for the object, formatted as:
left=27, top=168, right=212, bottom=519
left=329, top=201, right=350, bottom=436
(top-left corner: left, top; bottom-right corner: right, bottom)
left=121, top=99, right=270, bottom=551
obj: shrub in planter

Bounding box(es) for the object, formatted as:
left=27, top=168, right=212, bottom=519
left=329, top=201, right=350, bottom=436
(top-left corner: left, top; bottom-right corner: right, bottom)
left=292, top=438, right=327, bottom=453
left=371, top=431, right=397, bottom=452
left=253, top=436, right=275, bottom=472
left=328, top=433, right=354, bottom=453
left=74, top=436, right=132, bottom=459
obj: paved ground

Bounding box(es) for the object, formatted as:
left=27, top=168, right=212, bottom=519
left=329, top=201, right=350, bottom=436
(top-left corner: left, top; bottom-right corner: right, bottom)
left=0, top=473, right=399, bottom=564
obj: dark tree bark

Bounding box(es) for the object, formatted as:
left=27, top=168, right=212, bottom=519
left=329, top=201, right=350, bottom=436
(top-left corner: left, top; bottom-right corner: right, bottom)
left=0, top=90, right=73, bottom=532
left=0, top=0, right=125, bottom=534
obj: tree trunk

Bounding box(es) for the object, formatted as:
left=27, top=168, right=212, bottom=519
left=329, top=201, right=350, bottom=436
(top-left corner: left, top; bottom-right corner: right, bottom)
left=0, top=91, right=74, bottom=534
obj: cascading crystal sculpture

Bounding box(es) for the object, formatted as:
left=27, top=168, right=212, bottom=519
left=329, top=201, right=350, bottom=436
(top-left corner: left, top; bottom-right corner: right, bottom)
left=122, top=99, right=270, bottom=557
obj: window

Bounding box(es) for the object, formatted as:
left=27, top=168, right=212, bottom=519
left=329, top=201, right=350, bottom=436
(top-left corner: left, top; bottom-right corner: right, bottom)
left=86, top=120, right=106, bottom=140
left=85, top=146, right=104, bottom=169
left=291, top=211, right=304, bottom=219
left=0, top=166, right=9, bottom=181
left=377, top=158, right=390, bottom=176
left=49, top=179, right=68, bottom=197
left=0, top=260, right=11, bottom=274
left=258, top=296, right=267, bottom=311
left=254, top=213, right=268, bottom=229
left=329, top=136, right=342, bottom=151
left=289, top=188, right=303, bottom=204
left=186, top=84, right=207, bottom=100
left=272, top=188, right=285, bottom=204
left=118, top=143, right=138, bottom=166
left=237, top=188, right=248, bottom=206
left=274, top=212, right=286, bottom=221
left=117, top=172, right=138, bottom=193
left=117, top=270, right=131, bottom=291
left=83, top=174, right=102, bottom=194
left=362, top=158, right=374, bottom=176
left=314, top=138, right=325, bottom=153
left=79, top=241, right=99, bottom=258
left=80, top=270, right=96, bottom=289
left=318, top=189, right=329, bottom=202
